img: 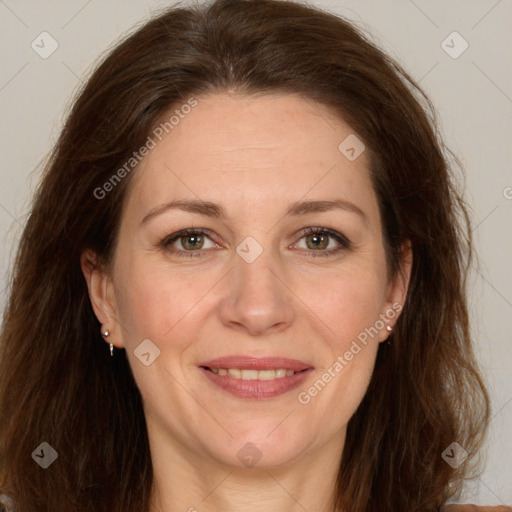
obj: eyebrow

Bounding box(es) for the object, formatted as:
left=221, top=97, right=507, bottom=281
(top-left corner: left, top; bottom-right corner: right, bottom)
left=140, top=198, right=368, bottom=225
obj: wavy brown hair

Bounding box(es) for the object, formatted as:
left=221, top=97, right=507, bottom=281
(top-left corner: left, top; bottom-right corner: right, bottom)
left=0, top=0, right=490, bottom=511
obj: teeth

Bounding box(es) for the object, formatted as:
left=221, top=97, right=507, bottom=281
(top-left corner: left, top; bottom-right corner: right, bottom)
left=208, top=368, right=298, bottom=380
left=240, top=369, right=258, bottom=380
left=227, top=368, right=241, bottom=379
left=258, top=370, right=277, bottom=381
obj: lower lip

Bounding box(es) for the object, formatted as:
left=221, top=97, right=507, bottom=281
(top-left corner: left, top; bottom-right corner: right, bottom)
left=199, top=367, right=314, bottom=399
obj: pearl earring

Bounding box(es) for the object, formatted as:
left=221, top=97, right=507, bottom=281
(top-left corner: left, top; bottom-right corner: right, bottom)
left=102, top=329, right=114, bottom=357
left=385, top=325, right=393, bottom=345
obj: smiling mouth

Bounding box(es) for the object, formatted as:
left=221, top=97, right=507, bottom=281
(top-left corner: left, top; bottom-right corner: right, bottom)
left=198, top=356, right=314, bottom=399
left=201, top=367, right=307, bottom=380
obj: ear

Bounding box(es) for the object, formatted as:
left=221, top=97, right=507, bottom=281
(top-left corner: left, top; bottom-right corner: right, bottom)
left=378, top=240, right=413, bottom=342
left=80, top=249, right=123, bottom=349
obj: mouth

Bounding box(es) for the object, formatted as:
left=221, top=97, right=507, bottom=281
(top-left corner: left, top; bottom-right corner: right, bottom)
left=198, top=356, right=314, bottom=399
left=201, top=367, right=302, bottom=380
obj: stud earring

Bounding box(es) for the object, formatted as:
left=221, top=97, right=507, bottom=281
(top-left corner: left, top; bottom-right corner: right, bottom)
left=102, top=329, right=114, bottom=357
left=385, top=325, right=393, bottom=345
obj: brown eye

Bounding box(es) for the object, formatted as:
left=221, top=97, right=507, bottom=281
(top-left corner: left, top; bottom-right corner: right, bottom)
left=163, top=229, right=218, bottom=258
left=294, top=227, right=350, bottom=257
left=304, top=232, right=330, bottom=250
left=178, top=233, right=205, bottom=250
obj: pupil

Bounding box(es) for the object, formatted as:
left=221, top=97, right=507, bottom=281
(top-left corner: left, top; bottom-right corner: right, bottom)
left=184, top=234, right=202, bottom=249
left=308, top=233, right=327, bottom=250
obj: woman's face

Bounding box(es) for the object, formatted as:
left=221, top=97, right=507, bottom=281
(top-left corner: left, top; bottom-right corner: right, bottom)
left=86, top=92, right=410, bottom=469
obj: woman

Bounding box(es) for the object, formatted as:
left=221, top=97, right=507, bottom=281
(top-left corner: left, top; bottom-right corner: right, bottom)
left=0, top=0, right=507, bottom=510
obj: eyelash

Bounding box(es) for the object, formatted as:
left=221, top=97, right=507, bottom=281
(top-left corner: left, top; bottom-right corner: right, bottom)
left=162, top=227, right=351, bottom=259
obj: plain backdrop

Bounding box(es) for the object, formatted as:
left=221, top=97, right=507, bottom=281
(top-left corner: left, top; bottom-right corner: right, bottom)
left=0, top=0, right=510, bottom=506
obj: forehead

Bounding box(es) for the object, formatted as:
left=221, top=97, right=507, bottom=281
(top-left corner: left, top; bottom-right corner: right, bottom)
left=124, top=92, right=378, bottom=222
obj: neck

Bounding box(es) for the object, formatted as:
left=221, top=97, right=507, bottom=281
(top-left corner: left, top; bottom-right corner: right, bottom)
left=147, top=425, right=345, bottom=512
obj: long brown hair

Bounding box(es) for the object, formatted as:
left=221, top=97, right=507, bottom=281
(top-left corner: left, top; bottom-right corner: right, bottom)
left=0, top=0, right=490, bottom=510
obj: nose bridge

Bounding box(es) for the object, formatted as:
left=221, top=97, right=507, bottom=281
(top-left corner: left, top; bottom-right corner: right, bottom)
left=219, top=235, right=295, bottom=334
left=233, top=234, right=282, bottom=300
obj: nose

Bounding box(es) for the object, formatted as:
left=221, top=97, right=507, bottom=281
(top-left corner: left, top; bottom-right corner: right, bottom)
left=218, top=245, right=295, bottom=336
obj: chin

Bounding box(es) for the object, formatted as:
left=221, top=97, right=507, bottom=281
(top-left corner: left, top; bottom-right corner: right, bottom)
left=205, top=428, right=312, bottom=471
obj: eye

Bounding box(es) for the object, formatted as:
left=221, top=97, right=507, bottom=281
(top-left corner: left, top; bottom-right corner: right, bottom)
left=293, top=227, right=350, bottom=257
left=161, top=226, right=350, bottom=259
left=162, top=228, right=219, bottom=257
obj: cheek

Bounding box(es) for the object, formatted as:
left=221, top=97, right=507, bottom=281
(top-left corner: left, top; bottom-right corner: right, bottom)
left=295, top=263, right=386, bottom=350
left=291, top=257, right=386, bottom=418
left=113, top=254, right=222, bottom=349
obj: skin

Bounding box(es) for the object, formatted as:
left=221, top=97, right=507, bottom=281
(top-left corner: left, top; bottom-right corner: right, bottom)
left=444, top=508, right=512, bottom=512
left=81, top=92, right=414, bottom=511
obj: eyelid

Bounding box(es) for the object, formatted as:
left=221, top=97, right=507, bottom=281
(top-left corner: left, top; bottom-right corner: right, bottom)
left=291, top=226, right=351, bottom=256
left=162, top=227, right=217, bottom=245
left=298, top=226, right=350, bottom=246
left=161, top=226, right=351, bottom=258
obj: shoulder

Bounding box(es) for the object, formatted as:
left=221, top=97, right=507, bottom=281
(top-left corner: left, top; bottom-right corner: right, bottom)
left=443, top=506, right=512, bottom=512
left=0, top=494, right=14, bottom=512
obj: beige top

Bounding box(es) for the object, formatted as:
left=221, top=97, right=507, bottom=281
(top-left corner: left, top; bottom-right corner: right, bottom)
left=0, top=494, right=509, bottom=511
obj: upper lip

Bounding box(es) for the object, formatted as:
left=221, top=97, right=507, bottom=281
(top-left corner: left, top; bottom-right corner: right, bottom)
left=199, top=356, right=313, bottom=372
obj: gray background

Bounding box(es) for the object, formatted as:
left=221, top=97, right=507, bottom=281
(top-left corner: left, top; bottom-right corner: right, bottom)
left=0, top=0, right=510, bottom=506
